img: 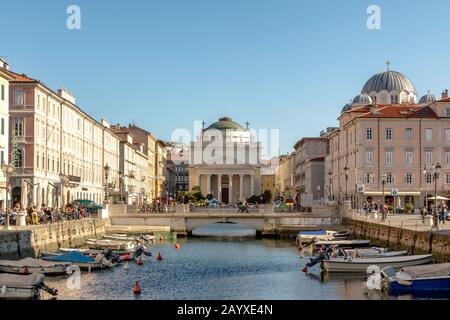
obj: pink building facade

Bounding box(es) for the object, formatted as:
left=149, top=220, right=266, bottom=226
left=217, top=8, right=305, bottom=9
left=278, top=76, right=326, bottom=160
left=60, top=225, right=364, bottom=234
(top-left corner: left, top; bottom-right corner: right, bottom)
left=327, top=68, right=450, bottom=211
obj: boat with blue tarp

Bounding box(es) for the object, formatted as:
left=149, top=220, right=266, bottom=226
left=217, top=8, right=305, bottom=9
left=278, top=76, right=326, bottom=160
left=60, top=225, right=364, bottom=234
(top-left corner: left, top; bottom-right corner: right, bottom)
left=40, top=251, right=112, bottom=270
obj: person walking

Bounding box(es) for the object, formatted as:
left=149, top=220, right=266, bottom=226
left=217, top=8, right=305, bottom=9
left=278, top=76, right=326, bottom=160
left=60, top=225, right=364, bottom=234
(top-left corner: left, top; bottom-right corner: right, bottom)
left=438, top=200, right=447, bottom=225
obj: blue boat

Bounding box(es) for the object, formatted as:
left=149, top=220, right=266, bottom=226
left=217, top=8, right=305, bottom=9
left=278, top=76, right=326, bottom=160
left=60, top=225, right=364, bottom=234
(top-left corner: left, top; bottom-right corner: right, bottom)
left=41, top=251, right=109, bottom=270
left=382, top=263, right=450, bottom=295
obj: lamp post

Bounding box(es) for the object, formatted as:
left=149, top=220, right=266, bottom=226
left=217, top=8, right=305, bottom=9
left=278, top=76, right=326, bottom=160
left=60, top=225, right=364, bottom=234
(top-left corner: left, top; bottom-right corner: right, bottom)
left=2, top=163, right=15, bottom=229
left=432, top=163, right=442, bottom=231
left=381, top=173, right=387, bottom=221
left=343, top=166, right=350, bottom=201
left=103, top=164, right=110, bottom=203
left=423, top=166, right=428, bottom=209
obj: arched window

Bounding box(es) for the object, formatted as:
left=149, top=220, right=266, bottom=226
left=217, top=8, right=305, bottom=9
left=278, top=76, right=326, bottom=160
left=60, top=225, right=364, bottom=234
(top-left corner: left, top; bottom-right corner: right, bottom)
left=14, top=149, right=23, bottom=167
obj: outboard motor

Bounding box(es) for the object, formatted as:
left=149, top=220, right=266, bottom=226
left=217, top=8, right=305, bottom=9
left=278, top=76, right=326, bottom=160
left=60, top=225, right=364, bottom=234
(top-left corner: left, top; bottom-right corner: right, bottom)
left=306, top=248, right=333, bottom=268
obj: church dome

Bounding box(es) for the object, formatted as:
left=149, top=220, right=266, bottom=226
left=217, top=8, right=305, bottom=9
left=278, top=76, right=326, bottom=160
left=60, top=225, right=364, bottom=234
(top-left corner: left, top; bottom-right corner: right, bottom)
left=419, top=91, right=437, bottom=104
left=341, top=103, right=352, bottom=113
left=206, top=117, right=244, bottom=131
left=362, top=70, right=416, bottom=94
left=352, top=93, right=373, bottom=105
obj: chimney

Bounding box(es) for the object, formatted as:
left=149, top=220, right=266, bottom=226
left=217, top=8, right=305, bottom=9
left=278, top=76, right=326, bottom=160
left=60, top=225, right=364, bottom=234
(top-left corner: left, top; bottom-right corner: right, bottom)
left=442, top=89, right=448, bottom=99
left=0, top=58, right=10, bottom=70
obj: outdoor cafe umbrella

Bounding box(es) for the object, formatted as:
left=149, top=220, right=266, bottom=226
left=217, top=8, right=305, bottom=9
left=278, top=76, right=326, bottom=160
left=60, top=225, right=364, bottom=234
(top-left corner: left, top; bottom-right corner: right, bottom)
left=427, top=195, right=450, bottom=201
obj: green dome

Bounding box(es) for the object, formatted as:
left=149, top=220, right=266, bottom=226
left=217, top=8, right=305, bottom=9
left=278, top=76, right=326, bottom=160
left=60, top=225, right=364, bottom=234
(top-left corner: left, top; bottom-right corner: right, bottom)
left=206, top=117, right=244, bottom=130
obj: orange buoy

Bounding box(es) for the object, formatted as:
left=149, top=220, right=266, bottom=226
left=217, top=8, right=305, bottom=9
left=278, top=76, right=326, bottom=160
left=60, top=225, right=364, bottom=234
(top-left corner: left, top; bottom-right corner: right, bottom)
left=136, top=257, right=144, bottom=265
left=156, top=252, right=163, bottom=261
left=159, top=235, right=164, bottom=242
left=302, top=266, right=308, bottom=273
left=23, top=267, right=29, bottom=274
left=174, top=243, right=180, bottom=249
left=123, top=254, right=131, bottom=261
left=133, top=281, right=141, bottom=295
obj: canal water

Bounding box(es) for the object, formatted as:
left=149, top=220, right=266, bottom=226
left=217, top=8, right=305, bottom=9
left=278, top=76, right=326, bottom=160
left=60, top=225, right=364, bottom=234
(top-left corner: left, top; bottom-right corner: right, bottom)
left=42, top=236, right=424, bottom=300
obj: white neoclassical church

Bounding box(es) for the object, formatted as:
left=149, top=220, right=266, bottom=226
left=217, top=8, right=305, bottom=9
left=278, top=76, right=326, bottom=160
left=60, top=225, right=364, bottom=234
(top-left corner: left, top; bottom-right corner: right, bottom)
left=188, top=117, right=262, bottom=203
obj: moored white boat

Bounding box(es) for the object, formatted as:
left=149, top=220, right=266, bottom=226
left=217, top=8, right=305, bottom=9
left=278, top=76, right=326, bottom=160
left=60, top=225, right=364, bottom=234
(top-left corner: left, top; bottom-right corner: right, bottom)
left=322, top=254, right=433, bottom=273
left=0, top=258, right=70, bottom=276
left=314, top=239, right=371, bottom=248
left=102, top=233, right=155, bottom=242
left=86, top=239, right=135, bottom=251
left=341, top=248, right=408, bottom=258
left=40, top=251, right=111, bottom=270
left=296, top=230, right=350, bottom=244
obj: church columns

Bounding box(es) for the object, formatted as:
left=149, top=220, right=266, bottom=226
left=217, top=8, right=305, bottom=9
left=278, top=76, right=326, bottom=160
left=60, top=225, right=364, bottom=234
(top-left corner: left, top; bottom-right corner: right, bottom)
left=228, top=174, right=233, bottom=204
left=217, top=175, right=222, bottom=202
left=239, top=175, right=244, bottom=202
left=206, top=174, right=211, bottom=195
left=195, top=174, right=200, bottom=188
left=251, top=175, right=255, bottom=196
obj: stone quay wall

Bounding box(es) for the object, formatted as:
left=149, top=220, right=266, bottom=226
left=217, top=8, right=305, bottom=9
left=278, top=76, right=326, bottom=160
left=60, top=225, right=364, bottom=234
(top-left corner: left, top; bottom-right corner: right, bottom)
left=342, top=218, right=450, bottom=262
left=0, top=218, right=109, bottom=260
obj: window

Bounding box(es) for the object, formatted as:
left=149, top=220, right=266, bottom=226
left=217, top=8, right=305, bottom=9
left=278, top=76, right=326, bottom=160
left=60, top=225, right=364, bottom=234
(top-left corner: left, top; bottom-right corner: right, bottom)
left=446, top=109, right=450, bottom=117
left=366, top=151, right=373, bottom=165
left=13, top=149, right=23, bottom=167
left=36, top=154, right=40, bottom=169
left=0, top=118, right=4, bottom=135
left=386, top=173, right=394, bottom=184
left=0, top=151, right=4, bottom=164
left=391, top=95, right=399, bottom=104
left=363, top=173, right=375, bottom=183
left=385, top=129, right=392, bottom=140
left=405, top=128, right=413, bottom=141
left=14, top=91, right=24, bottom=106
left=366, top=129, right=373, bottom=140
left=13, top=121, right=24, bottom=137
left=426, top=173, right=433, bottom=184
left=446, top=129, right=450, bottom=141
left=425, top=152, right=433, bottom=165
left=1, top=84, right=4, bottom=101
left=385, top=151, right=393, bottom=165
left=405, top=151, right=413, bottom=165
left=447, top=174, right=450, bottom=185
left=425, top=128, right=433, bottom=141
left=404, top=173, right=414, bottom=184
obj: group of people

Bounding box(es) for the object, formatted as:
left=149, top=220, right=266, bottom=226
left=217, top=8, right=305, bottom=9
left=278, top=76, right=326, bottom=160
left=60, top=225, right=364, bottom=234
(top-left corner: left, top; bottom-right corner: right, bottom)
left=139, top=200, right=171, bottom=213
left=422, top=201, right=448, bottom=224
left=0, top=202, right=92, bottom=226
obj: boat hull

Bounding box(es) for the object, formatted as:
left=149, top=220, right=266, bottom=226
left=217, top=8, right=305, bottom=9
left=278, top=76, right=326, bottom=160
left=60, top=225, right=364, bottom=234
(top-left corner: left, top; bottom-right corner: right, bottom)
left=389, top=277, right=450, bottom=294
left=322, top=255, right=433, bottom=273
left=0, top=265, right=68, bottom=276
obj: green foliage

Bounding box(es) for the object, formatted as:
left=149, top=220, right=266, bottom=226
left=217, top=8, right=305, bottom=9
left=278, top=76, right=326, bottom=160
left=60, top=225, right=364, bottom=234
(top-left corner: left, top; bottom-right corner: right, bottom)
left=262, top=190, right=272, bottom=203
left=405, top=203, right=414, bottom=212
left=206, top=193, right=214, bottom=201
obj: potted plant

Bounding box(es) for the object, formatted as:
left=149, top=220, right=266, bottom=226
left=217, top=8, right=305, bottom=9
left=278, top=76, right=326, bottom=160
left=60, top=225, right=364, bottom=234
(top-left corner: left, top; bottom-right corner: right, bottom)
left=405, top=203, right=414, bottom=214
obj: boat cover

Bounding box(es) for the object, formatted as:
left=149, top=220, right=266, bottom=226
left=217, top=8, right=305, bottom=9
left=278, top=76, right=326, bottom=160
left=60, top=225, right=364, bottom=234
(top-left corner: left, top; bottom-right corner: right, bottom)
left=0, top=258, right=70, bottom=268
left=0, top=273, right=45, bottom=287
left=41, top=252, right=96, bottom=264
left=400, top=263, right=450, bottom=279
left=297, top=230, right=328, bottom=236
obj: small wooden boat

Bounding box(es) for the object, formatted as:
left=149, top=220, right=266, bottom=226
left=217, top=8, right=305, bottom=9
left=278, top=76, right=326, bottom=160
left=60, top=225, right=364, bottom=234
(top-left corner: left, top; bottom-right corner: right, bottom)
left=0, top=273, right=57, bottom=300
left=0, top=258, right=70, bottom=276
left=86, top=239, right=135, bottom=251
left=40, top=251, right=110, bottom=270
left=340, top=248, right=408, bottom=258
left=381, top=263, right=450, bottom=294
left=322, top=254, right=433, bottom=273
left=314, top=239, right=371, bottom=249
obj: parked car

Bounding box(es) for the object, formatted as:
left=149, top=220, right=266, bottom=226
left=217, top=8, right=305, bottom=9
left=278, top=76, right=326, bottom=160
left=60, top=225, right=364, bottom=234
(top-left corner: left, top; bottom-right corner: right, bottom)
left=72, top=199, right=103, bottom=214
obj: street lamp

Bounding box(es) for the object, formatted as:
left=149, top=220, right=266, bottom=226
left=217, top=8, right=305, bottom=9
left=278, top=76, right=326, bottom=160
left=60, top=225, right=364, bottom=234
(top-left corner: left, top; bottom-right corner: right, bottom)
left=103, top=164, right=110, bottom=203
left=432, top=163, right=442, bottom=231
left=1, top=163, right=15, bottom=229
left=381, top=173, right=387, bottom=205
left=423, top=166, right=428, bottom=209
left=343, top=166, right=350, bottom=200
left=328, top=170, right=333, bottom=200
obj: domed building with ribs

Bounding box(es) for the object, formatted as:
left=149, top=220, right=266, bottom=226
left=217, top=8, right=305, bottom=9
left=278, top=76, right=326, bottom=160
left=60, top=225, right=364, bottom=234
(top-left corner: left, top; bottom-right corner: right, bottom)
left=326, top=64, right=450, bottom=211
left=188, top=117, right=262, bottom=203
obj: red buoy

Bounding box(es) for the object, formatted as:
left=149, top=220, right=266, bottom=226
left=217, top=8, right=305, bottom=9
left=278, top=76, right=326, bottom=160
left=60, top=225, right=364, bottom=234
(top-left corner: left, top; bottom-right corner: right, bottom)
left=302, top=266, right=308, bottom=273
left=123, top=254, right=131, bottom=261
left=136, top=257, right=144, bottom=265
left=156, top=252, right=163, bottom=261
left=133, top=281, right=141, bottom=295
left=174, top=243, right=180, bottom=250
left=159, top=235, right=164, bottom=242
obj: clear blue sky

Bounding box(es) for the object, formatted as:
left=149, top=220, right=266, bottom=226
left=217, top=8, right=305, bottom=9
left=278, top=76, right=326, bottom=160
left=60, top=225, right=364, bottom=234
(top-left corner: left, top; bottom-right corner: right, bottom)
left=2, top=0, right=450, bottom=154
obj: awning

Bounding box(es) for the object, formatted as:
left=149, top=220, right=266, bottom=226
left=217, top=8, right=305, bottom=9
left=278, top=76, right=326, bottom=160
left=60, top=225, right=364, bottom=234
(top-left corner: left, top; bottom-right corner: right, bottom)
left=363, top=191, right=421, bottom=196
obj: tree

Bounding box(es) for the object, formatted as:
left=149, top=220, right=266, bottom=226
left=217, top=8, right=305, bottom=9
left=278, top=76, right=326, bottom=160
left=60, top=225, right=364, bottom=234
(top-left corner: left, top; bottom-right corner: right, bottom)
left=262, top=190, right=272, bottom=203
